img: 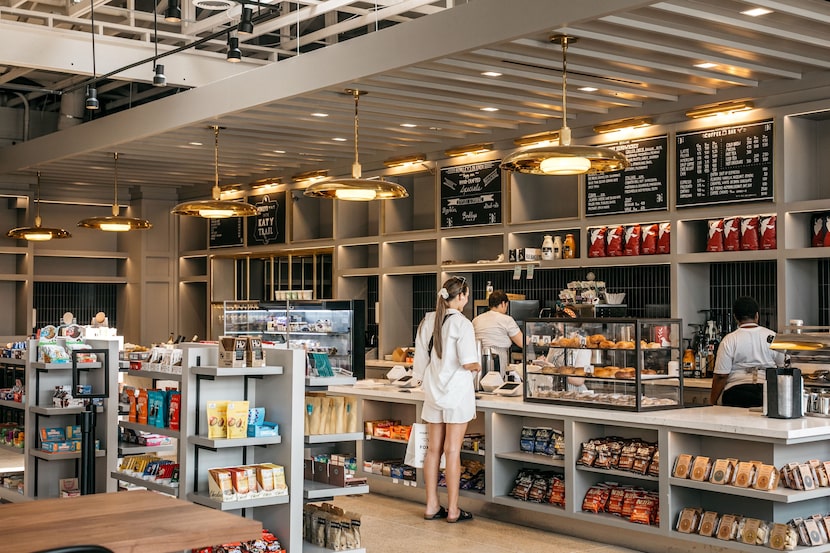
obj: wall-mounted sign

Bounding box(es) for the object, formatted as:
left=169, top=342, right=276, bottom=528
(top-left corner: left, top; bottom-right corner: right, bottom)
left=676, top=119, right=773, bottom=207
left=246, top=191, right=286, bottom=246
left=440, top=159, right=502, bottom=228
left=586, top=135, right=668, bottom=216
left=209, top=214, right=244, bottom=249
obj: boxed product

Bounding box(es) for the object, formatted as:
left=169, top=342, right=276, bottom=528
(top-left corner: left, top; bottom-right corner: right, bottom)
left=218, top=336, right=247, bottom=368
left=59, top=478, right=80, bottom=498
left=246, top=336, right=265, bottom=368
left=208, top=468, right=235, bottom=502
left=40, top=427, right=66, bottom=443
left=247, top=421, right=279, bottom=438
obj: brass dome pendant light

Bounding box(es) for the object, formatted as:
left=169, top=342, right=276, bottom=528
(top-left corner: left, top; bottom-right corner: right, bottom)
left=500, top=35, right=630, bottom=175
left=304, top=89, right=408, bottom=201
left=77, top=153, right=152, bottom=231
left=7, top=172, right=72, bottom=241
left=172, top=126, right=258, bottom=218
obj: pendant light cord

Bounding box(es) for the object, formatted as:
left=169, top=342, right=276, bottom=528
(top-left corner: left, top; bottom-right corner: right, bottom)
left=213, top=125, right=221, bottom=200
left=112, top=152, right=119, bottom=216
left=35, top=171, right=42, bottom=225
left=90, top=0, right=97, bottom=81
left=561, top=37, right=568, bottom=126
left=353, top=91, right=360, bottom=170
left=153, top=1, right=159, bottom=63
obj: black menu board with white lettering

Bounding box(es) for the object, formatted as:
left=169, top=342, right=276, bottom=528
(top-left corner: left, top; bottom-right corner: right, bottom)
left=676, top=119, right=773, bottom=207
left=440, top=160, right=502, bottom=229
left=585, top=135, right=668, bottom=216
left=209, top=214, right=244, bottom=248
left=246, top=191, right=286, bottom=246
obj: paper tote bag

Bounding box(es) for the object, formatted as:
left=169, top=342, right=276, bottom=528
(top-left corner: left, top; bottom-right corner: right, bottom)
left=404, top=423, right=429, bottom=468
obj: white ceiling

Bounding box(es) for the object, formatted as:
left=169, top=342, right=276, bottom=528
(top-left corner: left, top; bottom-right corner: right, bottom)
left=1, top=0, right=830, bottom=199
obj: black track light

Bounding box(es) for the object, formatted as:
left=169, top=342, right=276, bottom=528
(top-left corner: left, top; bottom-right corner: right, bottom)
left=153, top=64, right=167, bottom=87
left=238, top=6, right=254, bottom=34
left=85, top=86, right=99, bottom=110
left=164, top=0, right=181, bottom=22
left=227, top=36, right=242, bottom=63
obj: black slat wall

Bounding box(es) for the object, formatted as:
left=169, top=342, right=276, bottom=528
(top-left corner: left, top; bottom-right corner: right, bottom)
left=708, top=261, right=778, bottom=331
left=34, top=283, right=118, bottom=330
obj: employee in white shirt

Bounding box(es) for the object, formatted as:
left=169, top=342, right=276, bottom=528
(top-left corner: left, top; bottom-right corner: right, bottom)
left=472, top=290, right=523, bottom=374
left=710, top=296, right=785, bottom=407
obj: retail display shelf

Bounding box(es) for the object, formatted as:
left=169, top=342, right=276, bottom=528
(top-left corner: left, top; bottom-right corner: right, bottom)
left=303, top=480, right=369, bottom=500
left=33, top=249, right=129, bottom=259
left=0, top=274, right=27, bottom=282
left=191, top=366, right=284, bottom=378
left=119, top=420, right=180, bottom=440
left=669, top=477, right=830, bottom=503
left=306, top=375, right=357, bottom=387
left=0, top=399, right=24, bottom=410
left=576, top=465, right=659, bottom=482
left=0, top=486, right=30, bottom=503
left=305, top=432, right=364, bottom=444
left=187, top=492, right=290, bottom=511
left=188, top=435, right=282, bottom=448
left=438, top=487, right=485, bottom=501
left=0, top=443, right=23, bottom=455
left=461, top=448, right=486, bottom=457
left=118, top=441, right=176, bottom=455
left=669, top=530, right=830, bottom=552
left=126, top=368, right=182, bottom=382
left=493, top=495, right=565, bottom=515
left=30, top=362, right=102, bottom=371
left=440, top=261, right=541, bottom=272
left=575, top=511, right=663, bottom=534
left=495, top=451, right=565, bottom=467
left=30, top=449, right=106, bottom=461
left=110, top=471, right=178, bottom=495
left=0, top=358, right=26, bottom=366
left=363, top=435, right=407, bottom=445
left=30, top=405, right=103, bottom=416
left=362, top=472, right=417, bottom=487
left=266, top=330, right=350, bottom=336
left=303, top=543, right=365, bottom=553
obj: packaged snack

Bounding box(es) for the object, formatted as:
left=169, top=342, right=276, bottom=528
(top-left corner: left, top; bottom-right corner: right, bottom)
left=620, top=487, right=642, bottom=519
left=581, top=483, right=612, bottom=513
left=753, top=464, right=779, bottom=490
left=641, top=223, right=658, bottom=255
left=527, top=474, right=550, bottom=503
left=605, top=485, right=627, bottom=516
left=673, top=453, right=693, bottom=479
left=647, top=449, right=660, bottom=478
left=824, top=215, right=830, bottom=247
left=723, top=217, right=741, bottom=251
left=804, top=518, right=826, bottom=546
left=732, top=461, right=757, bottom=488
left=768, top=523, right=795, bottom=550
left=738, top=518, right=768, bottom=545
left=812, top=213, right=827, bottom=247
left=510, top=469, right=535, bottom=501
left=630, top=494, right=657, bottom=525
left=137, top=389, right=149, bottom=425
left=706, top=219, right=724, bottom=252
left=676, top=507, right=702, bottom=533
left=689, top=456, right=711, bottom=481
left=709, top=458, right=737, bottom=485
left=657, top=222, right=671, bottom=254
left=168, top=391, right=181, bottom=431
left=623, top=224, right=641, bottom=256
left=606, top=225, right=624, bottom=257
left=226, top=401, right=250, bottom=439
left=588, top=227, right=607, bottom=258
left=630, top=443, right=655, bottom=475
left=760, top=214, right=777, bottom=250
left=533, top=428, right=553, bottom=455
left=699, top=511, right=720, bottom=537
left=716, top=514, right=740, bottom=541
left=740, top=216, right=760, bottom=250
left=208, top=468, right=235, bottom=502
left=547, top=476, right=566, bottom=508
left=577, top=440, right=598, bottom=467
left=207, top=400, right=229, bottom=439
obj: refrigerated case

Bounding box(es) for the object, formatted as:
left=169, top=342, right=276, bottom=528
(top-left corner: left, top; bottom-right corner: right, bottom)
left=212, top=299, right=366, bottom=378
left=523, top=317, right=684, bottom=411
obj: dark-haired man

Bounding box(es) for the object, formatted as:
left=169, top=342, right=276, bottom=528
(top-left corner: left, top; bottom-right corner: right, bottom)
left=472, top=290, right=523, bottom=375
left=710, top=296, right=785, bottom=407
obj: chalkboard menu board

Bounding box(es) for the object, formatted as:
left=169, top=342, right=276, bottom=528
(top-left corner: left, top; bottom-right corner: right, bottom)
left=246, top=192, right=286, bottom=246
left=209, top=211, right=244, bottom=248
left=585, top=135, right=668, bottom=216
left=440, top=159, right=502, bottom=229
left=676, top=119, right=773, bottom=207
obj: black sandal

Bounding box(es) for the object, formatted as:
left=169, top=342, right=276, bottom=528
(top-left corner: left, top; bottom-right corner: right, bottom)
left=424, top=506, right=448, bottom=520
left=447, top=509, right=473, bottom=523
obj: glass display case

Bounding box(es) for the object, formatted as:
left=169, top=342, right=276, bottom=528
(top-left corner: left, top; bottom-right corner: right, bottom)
left=212, top=299, right=365, bottom=378
left=522, top=317, right=684, bottom=411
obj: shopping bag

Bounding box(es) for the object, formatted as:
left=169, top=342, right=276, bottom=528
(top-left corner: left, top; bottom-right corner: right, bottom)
left=404, top=423, right=429, bottom=468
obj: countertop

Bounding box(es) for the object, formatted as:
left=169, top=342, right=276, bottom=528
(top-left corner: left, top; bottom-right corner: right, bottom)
left=330, top=383, right=828, bottom=443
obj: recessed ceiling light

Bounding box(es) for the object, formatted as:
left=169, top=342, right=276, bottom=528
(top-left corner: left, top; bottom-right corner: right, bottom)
left=400, top=123, right=417, bottom=128
left=481, top=71, right=502, bottom=77
left=741, top=7, right=773, bottom=17
left=273, top=150, right=285, bottom=154
left=481, top=107, right=499, bottom=112
left=332, top=137, right=347, bottom=142
left=578, top=86, right=598, bottom=92
left=188, top=141, right=203, bottom=146
left=695, top=62, right=718, bottom=69
left=311, top=112, right=329, bottom=117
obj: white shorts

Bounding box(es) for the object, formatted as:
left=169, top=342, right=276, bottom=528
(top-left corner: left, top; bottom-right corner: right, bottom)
left=421, top=399, right=476, bottom=424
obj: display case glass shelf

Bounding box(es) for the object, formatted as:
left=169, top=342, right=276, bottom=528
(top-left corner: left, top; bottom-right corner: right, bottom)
left=523, top=317, right=683, bottom=411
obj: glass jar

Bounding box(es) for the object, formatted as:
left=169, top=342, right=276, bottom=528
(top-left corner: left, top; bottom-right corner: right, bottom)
left=562, top=234, right=576, bottom=259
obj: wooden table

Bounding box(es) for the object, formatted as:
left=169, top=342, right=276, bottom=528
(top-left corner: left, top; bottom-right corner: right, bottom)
left=0, top=490, right=263, bottom=552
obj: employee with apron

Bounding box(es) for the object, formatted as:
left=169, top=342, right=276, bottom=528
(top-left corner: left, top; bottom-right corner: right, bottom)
left=710, top=296, right=785, bottom=407
left=472, top=290, right=523, bottom=375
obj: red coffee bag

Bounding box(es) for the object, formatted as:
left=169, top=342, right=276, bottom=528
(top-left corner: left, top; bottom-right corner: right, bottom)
left=759, top=215, right=777, bottom=250
left=641, top=223, right=658, bottom=255
left=740, top=216, right=759, bottom=250
left=657, top=222, right=671, bottom=254
left=706, top=219, right=724, bottom=252
left=606, top=225, right=624, bottom=257
left=812, top=214, right=826, bottom=247
left=723, top=217, right=741, bottom=251
left=588, top=227, right=607, bottom=258
left=624, top=225, right=641, bottom=256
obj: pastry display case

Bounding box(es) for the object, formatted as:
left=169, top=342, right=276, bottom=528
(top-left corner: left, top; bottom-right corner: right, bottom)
left=212, top=299, right=365, bottom=378
left=522, top=317, right=684, bottom=411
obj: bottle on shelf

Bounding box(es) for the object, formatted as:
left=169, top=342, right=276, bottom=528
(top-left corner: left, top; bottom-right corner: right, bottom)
left=682, top=349, right=695, bottom=378
left=541, top=235, right=554, bottom=261
left=552, top=235, right=562, bottom=259
left=485, top=281, right=493, bottom=299
left=562, top=234, right=576, bottom=259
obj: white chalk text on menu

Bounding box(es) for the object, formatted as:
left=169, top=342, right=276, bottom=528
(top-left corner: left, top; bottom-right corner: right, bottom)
left=440, top=159, right=502, bottom=229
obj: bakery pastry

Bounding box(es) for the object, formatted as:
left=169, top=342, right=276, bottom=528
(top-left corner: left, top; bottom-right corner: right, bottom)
left=616, top=341, right=635, bottom=349
left=599, top=340, right=616, bottom=349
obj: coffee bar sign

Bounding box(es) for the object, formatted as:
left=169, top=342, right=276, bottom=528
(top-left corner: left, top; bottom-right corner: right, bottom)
left=440, top=160, right=502, bottom=229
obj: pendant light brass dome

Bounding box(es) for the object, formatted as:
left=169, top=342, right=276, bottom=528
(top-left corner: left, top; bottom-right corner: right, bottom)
left=172, top=126, right=258, bottom=218
left=7, top=172, right=72, bottom=241
left=304, top=89, right=408, bottom=201
left=500, top=35, right=629, bottom=176
left=77, top=153, right=153, bottom=231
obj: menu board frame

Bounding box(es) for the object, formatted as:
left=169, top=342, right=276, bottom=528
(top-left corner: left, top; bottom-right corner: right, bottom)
left=585, top=134, right=669, bottom=217
left=246, top=191, right=286, bottom=246
left=675, top=119, right=774, bottom=208
left=440, top=159, right=502, bottom=229
left=209, top=214, right=244, bottom=249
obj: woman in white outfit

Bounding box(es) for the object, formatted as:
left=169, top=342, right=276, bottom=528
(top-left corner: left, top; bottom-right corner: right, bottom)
left=413, top=276, right=481, bottom=523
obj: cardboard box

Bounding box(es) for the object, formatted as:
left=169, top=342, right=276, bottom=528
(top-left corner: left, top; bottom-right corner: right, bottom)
left=313, top=460, right=329, bottom=483
left=246, top=336, right=265, bottom=368
left=218, top=336, right=247, bottom=368
left=208, top=468, right=235, bottom=502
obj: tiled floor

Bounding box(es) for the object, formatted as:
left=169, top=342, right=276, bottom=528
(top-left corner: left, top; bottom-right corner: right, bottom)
left=334, top=493, right=644, bottom=553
